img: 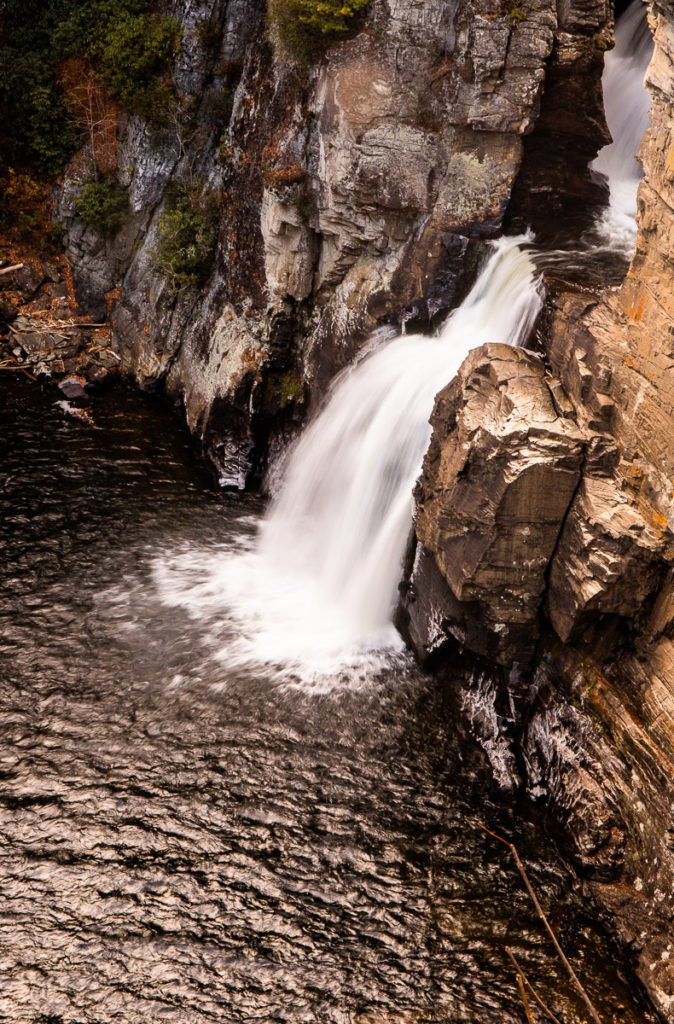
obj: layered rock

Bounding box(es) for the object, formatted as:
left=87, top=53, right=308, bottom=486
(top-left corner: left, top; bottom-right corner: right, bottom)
left=402, top=344, right=586, bottom=666
left=404, top=2, right=674, bottom=1016
left=52, top=0, right=610, bottom=484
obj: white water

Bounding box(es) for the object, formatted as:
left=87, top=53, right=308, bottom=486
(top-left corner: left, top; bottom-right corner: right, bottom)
left=592, top=0, right=653, bottom=252
left=155, top=237, right=542, bottom=685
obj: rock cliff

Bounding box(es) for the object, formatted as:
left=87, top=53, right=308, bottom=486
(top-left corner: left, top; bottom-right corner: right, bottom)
left=402, top=1, right=674, bottom=1016
left=51, top=0, right=610, bottom=485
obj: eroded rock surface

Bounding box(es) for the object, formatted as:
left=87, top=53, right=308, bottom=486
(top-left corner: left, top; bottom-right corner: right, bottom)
left=51, top=0, right=610, bottom=485
left=405, top=2, right=674, bottom=1017
left=405, top=344, right=585, bottom=666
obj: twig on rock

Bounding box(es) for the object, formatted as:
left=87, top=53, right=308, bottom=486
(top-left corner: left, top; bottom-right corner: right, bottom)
left=478, top=823, right=603, bottom=1024
left=506, top=945, right=562, bottom=1024
left=516, top=971, right=535, bottom=1024
left=0, top=263, right=24, bottom=276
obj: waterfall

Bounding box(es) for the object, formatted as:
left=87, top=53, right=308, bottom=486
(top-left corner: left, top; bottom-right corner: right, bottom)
left=592, top=0, right=654, bottom=251
left=155, top=237, right=542, bottom=683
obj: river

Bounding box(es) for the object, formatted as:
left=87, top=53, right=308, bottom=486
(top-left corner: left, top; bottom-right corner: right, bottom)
left=0, top=376, right=656, bottom=1023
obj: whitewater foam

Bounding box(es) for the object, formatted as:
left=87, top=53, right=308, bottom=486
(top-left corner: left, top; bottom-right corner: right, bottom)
left=154, top=237, right=542, bottom=687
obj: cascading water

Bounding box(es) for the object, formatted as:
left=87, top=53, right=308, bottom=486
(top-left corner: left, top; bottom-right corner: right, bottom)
left=592, top=0, right=654, bottom=251
left=155, top=237, right=542, bottom=684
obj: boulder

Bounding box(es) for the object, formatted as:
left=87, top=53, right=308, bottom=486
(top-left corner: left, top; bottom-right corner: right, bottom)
left=546, top=474, right=668, bottom=641
left=408, top=344, right=585, bottom=665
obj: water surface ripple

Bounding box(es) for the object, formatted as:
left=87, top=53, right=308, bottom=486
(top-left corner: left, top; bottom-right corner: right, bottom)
left=0, top=380, right=654, bottom=1024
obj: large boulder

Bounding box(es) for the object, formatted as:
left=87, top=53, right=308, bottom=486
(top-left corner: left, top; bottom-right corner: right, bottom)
left=404, top=344, right=585, bottom=665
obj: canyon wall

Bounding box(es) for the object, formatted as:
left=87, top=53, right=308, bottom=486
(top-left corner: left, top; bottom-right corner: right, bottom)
left=400, top=1, right=674, bottom=1017
left=52, top=0, right=609, bottom=484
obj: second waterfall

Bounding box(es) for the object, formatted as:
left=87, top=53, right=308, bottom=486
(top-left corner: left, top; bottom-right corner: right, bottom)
left=155, top=237, right=542, bottom=684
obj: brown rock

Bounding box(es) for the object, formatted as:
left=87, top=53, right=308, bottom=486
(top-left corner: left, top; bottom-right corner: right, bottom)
left=547, top=475, right=669, bottom=642
left=410, top=344, right=585, bottom=664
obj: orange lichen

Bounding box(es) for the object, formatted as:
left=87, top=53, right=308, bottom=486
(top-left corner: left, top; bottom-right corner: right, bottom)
left=628, top=293, right=646, bottom=322
left=653, top=510, right=668, bottom=532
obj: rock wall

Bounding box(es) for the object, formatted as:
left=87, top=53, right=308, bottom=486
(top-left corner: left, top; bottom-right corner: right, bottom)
left=404, top=1, right=674, bottom=1017
left=53, top=0, right=610, bottom=485
left=45, top=0, right=674, bottom=1013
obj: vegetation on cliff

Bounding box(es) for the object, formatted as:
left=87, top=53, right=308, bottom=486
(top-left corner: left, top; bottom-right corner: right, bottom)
left=0, top=0, right=180, bottom=181
left=74, top=174, right=130, bottom=238
left=267, top=0, right=369, bottom=65
left=152, top=181, right=219, bottom=291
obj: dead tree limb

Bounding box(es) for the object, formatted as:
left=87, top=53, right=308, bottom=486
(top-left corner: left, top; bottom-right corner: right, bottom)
left=0, top=263, right=24, bottom=276
left=517, top=972, right=535, bottom=1024
left=506, top=945, right=562, bottom=1024
left=478, top=823, right=602, bottom=1024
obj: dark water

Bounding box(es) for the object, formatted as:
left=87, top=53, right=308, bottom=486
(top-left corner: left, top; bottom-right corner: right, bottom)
left=0, top=378, right=656, bottom=1024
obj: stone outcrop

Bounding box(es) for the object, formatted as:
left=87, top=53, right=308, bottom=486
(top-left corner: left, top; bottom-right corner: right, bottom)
left=525, top=644, right=674, bottom=1021
left=401, top=2, right=674, bottom=1017
left=52, top=0, right=611, bottom=485
left=402, top=344, right=586, bottom=666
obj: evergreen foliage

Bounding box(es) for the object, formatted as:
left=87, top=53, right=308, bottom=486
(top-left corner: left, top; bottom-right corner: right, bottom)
left=0, top=0, right=180, bottom=176
left=267, top=0, right=370, bottom=65
left=152, top=182, right=219, bottom=291
left=74, top=174, right=129, bottom=237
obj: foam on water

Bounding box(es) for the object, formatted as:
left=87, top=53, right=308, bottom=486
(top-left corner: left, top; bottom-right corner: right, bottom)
left=154, top=237, right=542, bottom=687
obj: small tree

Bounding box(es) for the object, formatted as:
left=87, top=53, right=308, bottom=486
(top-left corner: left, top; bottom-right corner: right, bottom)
left=268, top=0, right=370, bottom=65
left=58, top=58, right=118, bottom=175
left=152, top=182, right=219, bottom=290
left=74, top=175, right=129, bottom=237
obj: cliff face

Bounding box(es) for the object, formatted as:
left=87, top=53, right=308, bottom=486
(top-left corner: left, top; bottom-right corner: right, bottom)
left=36, top=0, right=674, bottom=1014
left=403, top=2, right=674, bottom=1016
left=52, top=0, right=609, bottom=485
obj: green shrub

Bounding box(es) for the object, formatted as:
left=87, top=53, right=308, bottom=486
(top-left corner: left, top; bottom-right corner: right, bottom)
left=74, top=174, right=129, bottom=237
left=0, top=0, right=181, bottom=178
left=153, top=183, right=219, bottom=290
left=96, top=11, right=181, bottom=123
left=267, top=0, right=370, bottom=65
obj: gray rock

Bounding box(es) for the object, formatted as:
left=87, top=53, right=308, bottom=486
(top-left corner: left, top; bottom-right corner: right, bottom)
left=14, top=263, right=45, bottom=298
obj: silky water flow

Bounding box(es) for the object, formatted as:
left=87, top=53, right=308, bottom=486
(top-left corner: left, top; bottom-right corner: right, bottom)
left=154, top=238, right=542, bottom=685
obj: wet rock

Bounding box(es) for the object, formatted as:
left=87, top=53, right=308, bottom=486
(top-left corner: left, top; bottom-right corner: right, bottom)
left=525, top=679, right=628, bottom=876
left=58, top=376, right=88, bottom=400
left=409, top=344, right=585, bottom=665
left=525, top=647, right=674, bottom=1017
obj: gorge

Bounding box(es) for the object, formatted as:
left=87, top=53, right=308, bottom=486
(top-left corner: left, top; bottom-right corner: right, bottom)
left=2, top=0, right=674, bottom=1020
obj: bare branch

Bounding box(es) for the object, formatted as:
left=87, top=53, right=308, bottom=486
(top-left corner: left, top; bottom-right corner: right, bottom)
left=478, top=823, right=603, bottom=1024
left=516, top=972, right=535, bottom=1024
left=505, top=945, right=562, bottom=1024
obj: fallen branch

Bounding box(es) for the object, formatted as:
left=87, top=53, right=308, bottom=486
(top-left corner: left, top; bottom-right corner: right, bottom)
left=86, top=343, right=120, bottom=359
left=516, top=972, right=535, bottom=1024
left=0, top=262, right=24, bottom=276
left=506, top=946, right=562, bottom=1024
left=60, top=322, right=108, bottom=329
left=478, top=823, right=602, bottom=1024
